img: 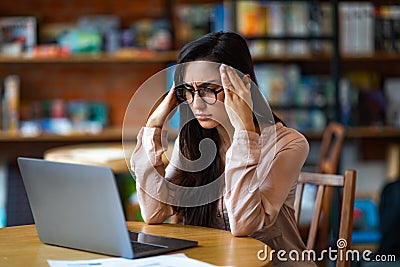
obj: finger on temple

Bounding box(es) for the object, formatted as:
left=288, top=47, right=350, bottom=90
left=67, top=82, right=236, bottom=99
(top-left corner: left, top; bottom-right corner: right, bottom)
left=225, top=65, right=245, bottom=90
left=220, top=69, right=233, bottom=91
left=242, top=74, right=251, bottom=90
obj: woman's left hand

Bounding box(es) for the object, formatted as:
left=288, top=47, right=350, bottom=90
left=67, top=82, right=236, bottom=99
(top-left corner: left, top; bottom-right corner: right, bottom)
left=220, top=64, right=255, bottom=132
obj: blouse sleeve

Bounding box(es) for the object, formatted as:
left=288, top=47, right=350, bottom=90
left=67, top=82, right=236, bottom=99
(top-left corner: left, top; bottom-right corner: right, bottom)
left=224, top=128, right=309, bottom=236
left=130, top=127, right=178, bottom=224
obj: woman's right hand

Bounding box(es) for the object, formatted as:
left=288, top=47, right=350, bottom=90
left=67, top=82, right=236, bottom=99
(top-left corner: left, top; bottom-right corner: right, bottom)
left=146, top=86, right=178, bottom=128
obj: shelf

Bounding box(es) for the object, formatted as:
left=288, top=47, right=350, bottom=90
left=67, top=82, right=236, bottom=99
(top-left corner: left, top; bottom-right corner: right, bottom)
left=304, top=126, right=400, bottom=140
left=0, top=51, right=179, bottom=64
left=252, top=54, right=332, bottom=63
left=1, top=52, right=332, bottom=64
left=246, top=35, right=334, bottom=41
left=345, top=126, right=400, bottom=139
left=0, top=127, right=122, bottom=142
left=2, top=52, right=400, bottom=64
left=1, top=51, right=331, bottom=64
left=257, top=53, right=400, bottom=63
left=271, top=104, right=331, bottom=110
left=2, top=126, right=400, bottom=143
left=341, top=52, right=400, bottom=62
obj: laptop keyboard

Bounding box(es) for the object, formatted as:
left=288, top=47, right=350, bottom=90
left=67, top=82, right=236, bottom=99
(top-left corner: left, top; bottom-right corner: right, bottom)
left=131, top=241, right=167, bottom=253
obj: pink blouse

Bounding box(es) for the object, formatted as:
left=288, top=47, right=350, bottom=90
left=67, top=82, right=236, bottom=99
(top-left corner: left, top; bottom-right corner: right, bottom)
left=131, top=123, right=316, bottom=266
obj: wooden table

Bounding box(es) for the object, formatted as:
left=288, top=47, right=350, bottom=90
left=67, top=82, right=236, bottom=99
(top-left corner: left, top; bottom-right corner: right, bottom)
left=0, top=222, right=271, bottom=267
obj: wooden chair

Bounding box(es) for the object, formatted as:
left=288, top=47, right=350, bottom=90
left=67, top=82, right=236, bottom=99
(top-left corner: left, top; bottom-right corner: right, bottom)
left=299, top=123, right=346, bottom=251
left=314, top=122, right=346, bottom=252
left=295, top=170, right=357, bottom=267
left=317, top=122, right=346, bottom=174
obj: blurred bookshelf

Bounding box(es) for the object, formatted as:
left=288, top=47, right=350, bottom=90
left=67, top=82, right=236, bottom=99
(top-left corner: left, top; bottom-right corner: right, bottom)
left=1, top=0, right=400, bottom=139
left=4, top=125, right=400, bottom=144
left=2, top=0, right=400, bottom=228
left=0, top=50, right=342, bottom=64
left=2, top=52, right=400, bottom=64
left=0, top=126, right=122, bottom=142
left=231, top=0, right=341, bottom=132
left=304, top=126, right=400, bottom=139
left=0, top=51, right=179, bottom=64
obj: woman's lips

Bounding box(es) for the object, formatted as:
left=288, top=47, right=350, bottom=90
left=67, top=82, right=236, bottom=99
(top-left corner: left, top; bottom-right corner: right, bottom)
left=195, top=114, right=211, bottom=120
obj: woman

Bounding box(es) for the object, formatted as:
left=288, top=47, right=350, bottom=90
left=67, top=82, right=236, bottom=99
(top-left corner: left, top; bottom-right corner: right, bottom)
left=131, top=31, right=314, bottom=266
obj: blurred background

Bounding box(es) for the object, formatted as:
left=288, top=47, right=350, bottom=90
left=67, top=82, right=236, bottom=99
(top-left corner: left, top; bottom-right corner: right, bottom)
left=1, top=1, right=400, bottom=264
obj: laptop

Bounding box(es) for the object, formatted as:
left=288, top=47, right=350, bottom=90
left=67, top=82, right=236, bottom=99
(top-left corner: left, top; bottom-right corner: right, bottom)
left=17, top=157, right=197, bottom=259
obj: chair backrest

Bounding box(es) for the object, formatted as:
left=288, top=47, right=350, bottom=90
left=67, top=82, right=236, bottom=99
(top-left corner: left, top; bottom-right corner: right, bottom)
left=295, top=170, right=357, bottom=267
left=317, top=122, right=346, bottom=174
left=316, top=122, right=346, bottom=252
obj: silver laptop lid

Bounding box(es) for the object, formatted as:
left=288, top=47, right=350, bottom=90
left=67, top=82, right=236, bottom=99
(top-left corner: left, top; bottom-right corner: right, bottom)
left=17, top=157, right=134, bottom=258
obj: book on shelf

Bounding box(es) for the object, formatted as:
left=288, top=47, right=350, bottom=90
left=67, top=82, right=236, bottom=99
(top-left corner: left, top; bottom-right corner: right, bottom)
left=339, top=79, right=352, bottom=127
left=236, top=1, right=267, bottom=37
left=266, top=2, right=285, bottom=56
left=375, top=5, right=400, bottom=53
left=254, top=64, right=334, bottom=107
left=339, top=2, right=374, bottom=55
left=18, top=98, right=109, bottom=136
left=210, top=3, right=233, bottom=33
left=235, top=1, right=333, bottom=57
left=254, top=64, right=291, bottom=106
left=339, top=2, right=400, bottom=55
left=174, top=4, right=213, bottom=48
left=254, top=64, right=334, bottom=131
left=173, top=2, right=234, bottom=48
left=384, top=78, right=400, bottom=128
left=0, top=16, right=36, bottom=56
left=1, top=75, right=20, bottom=134
left=286, top=2, right=309, bottom=56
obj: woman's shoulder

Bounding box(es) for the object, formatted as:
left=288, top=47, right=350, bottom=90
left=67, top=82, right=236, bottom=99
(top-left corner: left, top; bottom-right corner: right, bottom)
left=278, top=122, right=307, bottom=140
left=263, top=122, right=309, bottom=151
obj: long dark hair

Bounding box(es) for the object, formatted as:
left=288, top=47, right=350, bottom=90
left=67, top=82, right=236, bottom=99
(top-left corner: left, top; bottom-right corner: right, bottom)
left=172, top=31, right=283, bottom=227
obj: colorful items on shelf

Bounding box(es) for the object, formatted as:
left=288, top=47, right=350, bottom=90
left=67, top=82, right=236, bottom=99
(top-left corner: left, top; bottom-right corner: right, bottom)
left=32, top=45, right=70, bottom=58
left=254, top=64, right=334, bottom=131
left=0, top=16, right=36, bottom=57
left=374, top=5, right=400, bottom=53
left=2, top=3, right=400, bottom=58
left=1, top=74, right=109, bottom=136
left=57, top=29, right=102, bottom=54
left=0, top=14, right=173, bottom=58
left=174, top=3, right=225, bottom=48
left=339, top=2, right=375, bottom=55
left=384, top=78, right=400, bottom=128
left=19, top=99, right=108, bottom=136
left=236, top=1, right=333, bottom=57
left=1, top=75, right=20, bottom=134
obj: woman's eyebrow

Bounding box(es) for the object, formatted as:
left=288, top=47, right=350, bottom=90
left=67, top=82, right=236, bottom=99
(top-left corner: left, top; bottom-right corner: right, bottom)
left=182, top=83, right=195, bottom=89
left=198, top=81, right=220, bottom=87
left=183, top=80, right=220, bottom=87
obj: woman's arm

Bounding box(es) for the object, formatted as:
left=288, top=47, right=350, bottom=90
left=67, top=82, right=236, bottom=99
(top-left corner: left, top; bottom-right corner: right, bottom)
left=130, top=127, right=177, bottom=224
left=224, top=129, right=309, bottom=236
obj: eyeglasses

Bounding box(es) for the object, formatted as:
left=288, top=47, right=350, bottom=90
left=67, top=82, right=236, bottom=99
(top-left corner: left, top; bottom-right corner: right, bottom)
left=175, top=84, right=224, bottom=105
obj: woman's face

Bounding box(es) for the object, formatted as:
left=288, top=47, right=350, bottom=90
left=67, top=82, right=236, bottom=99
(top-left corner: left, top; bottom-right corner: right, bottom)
left=182, top=61, right=229, bottom=129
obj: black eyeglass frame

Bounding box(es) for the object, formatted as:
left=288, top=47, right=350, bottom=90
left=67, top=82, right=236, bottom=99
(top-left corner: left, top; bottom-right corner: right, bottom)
left=174, top=85, right=224, bottom=105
